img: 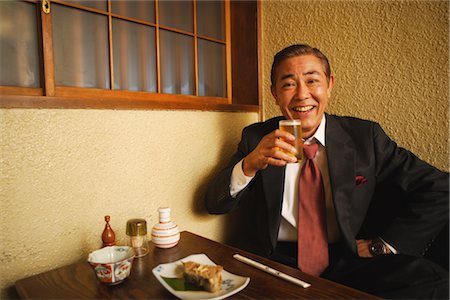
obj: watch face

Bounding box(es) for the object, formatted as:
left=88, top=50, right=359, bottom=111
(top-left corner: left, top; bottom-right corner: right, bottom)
left=369, top=241, right=385, bottom=256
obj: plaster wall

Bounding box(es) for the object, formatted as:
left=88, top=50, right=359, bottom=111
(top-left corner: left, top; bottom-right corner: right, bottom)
left=0, top=109, right=258, bottom=298
left=1, top=0, right=449, bottom=298
left=262, top=0, right=449, bottom=171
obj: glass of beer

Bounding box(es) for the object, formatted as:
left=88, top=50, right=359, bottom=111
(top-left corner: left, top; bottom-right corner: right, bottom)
left=279, top=119, right=303, bottom=163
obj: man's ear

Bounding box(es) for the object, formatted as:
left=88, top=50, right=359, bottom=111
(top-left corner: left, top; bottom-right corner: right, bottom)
left=327, top=75, right=335, bottom=98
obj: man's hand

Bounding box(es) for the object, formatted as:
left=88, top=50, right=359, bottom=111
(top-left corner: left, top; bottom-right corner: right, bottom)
left=357, top=239, right=391, bottom=257
left=242, top=129, right=298, bottom=177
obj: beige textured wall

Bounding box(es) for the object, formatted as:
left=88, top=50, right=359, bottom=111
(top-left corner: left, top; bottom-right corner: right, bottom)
left=1, top=0, right=449, bottom=298
left=262, top=0, right=449, bottom=171
left=0, top=109, right=258, bottom=298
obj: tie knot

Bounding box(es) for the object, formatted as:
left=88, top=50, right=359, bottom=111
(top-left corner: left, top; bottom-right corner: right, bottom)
left=303, top=143, right=318, bottom=159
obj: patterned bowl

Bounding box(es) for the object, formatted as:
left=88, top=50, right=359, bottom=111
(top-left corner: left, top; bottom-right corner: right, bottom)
left=88, top=246, right=135, bottom=285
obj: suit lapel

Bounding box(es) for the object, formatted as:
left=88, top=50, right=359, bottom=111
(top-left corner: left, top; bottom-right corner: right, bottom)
left=258, top=117, right=286, bottom=251
left=325, top=115, right=357, bottom=252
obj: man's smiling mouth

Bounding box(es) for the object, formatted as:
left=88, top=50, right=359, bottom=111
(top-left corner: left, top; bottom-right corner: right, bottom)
left=292, top=105, right=314, bottom=112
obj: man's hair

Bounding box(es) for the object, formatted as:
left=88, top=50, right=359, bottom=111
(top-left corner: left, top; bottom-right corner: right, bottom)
left=270, top=44, right=331, bottom=86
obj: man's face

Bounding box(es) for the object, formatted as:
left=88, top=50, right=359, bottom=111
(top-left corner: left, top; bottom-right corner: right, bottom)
left=271, top=54, right=334, bottom=139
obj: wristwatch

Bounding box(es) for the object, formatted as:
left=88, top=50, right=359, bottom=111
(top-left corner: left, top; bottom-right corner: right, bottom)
left=369, top=238, right=387, bottom=256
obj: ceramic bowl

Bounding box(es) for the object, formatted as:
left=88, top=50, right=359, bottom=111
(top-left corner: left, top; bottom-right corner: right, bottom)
left=88, top=246, right=135, bottom=285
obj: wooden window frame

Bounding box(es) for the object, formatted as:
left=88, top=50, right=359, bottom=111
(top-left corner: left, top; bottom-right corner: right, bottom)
left=0, top=0, right=261, bottom=112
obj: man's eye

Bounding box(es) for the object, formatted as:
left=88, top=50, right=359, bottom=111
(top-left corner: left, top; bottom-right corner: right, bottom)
left=282, top=82, right=295, bottom=88
left=306, top=78, right=320, bottom=84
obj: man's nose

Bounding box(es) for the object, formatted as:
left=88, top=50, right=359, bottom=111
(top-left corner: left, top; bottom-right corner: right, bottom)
left=295, top=81, right=309, bottom=99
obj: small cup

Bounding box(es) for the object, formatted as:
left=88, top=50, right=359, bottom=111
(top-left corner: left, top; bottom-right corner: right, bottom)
left=279, top=119, right=303, bottom=162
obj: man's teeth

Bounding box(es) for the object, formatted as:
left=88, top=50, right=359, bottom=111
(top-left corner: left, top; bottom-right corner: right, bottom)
left=293, top=106, right=313, bottom=112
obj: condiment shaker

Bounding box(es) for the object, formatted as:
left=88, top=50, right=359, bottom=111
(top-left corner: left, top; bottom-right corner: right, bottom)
left=102, top=215, right=116, bottom=247
left=126, top=218, right=149, bottom=257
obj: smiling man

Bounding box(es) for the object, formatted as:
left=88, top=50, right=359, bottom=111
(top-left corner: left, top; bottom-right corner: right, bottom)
left=205, top=44, right=449, bottom=299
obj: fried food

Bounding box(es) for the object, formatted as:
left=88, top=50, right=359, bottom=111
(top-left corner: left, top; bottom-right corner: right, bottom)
left=183, top=261, right=223, bottom=292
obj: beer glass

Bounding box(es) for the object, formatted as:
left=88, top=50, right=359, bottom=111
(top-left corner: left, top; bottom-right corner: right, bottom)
left=279, top=119, right=303, bottom=162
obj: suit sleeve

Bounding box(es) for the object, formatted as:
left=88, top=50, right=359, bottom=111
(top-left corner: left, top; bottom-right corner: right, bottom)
left=205, top=126, right=254, bottom=214
left=372, top=123, right=449, bottom=256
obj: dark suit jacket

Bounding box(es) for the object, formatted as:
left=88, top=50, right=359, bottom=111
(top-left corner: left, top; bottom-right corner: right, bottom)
left=205, top=114, right=449, bottom=260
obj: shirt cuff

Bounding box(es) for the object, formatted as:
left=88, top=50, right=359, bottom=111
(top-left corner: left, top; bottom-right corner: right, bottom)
left=230, top=159, right=254, bottom=197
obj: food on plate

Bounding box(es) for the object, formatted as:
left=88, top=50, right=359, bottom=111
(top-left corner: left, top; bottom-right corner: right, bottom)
left=183, top=261, right=223, bottom=292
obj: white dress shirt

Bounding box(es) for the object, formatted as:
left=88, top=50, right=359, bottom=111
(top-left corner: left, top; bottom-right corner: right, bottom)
left=230, top=116, right=341, bottom=243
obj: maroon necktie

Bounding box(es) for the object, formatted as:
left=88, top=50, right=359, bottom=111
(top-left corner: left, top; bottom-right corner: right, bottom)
left=297, top=143, right=328, bottom=276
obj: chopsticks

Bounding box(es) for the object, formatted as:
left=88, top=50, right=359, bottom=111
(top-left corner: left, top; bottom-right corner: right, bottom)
left=233, top=254, right=311, bottom=288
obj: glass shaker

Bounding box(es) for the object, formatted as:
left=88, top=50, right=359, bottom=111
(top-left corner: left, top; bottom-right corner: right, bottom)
left=126, top=218, right=149, bottom=257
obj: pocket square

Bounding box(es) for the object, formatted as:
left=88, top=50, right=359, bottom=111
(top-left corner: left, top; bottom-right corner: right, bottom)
left=355, top=175, right=368, bottom=186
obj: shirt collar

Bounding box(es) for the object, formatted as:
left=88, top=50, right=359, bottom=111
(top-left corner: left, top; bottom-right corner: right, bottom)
left=304, top=115, right=326, bottom=146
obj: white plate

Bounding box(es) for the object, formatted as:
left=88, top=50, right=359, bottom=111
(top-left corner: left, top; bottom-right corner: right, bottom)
left=152, top=253, right=250, bottom=300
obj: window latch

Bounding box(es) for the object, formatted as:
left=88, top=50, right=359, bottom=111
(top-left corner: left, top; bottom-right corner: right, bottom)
left=42, top=0, right=50, bottom=14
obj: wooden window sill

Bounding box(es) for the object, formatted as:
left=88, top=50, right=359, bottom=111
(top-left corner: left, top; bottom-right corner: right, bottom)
left=0, top=94, right=259, bottom=112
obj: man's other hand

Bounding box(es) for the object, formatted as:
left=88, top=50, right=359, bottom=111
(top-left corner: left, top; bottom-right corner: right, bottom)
left=357, top=238, right=392, bottom=257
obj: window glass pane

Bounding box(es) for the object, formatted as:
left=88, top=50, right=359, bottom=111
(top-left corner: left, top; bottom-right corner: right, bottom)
left=113, top=19, right=156, bottom=92
left=0, top=1, right=40, bottom=88
left=67, top=1, right=107, bottom=11
left=197, top=0, right=225, bottom=41
left=53, top=4, right=110, bottom=89
left=111, top=0, right=155, bottom=23
left=160, top=30, right=194, bottom=95
left=198, top=39, right=226, bottom=97
left=158, top=0, right=193, bottom=33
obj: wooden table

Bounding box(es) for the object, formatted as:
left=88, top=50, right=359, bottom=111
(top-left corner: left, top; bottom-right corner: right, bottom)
left=16, top=231, right=379, bottom=299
